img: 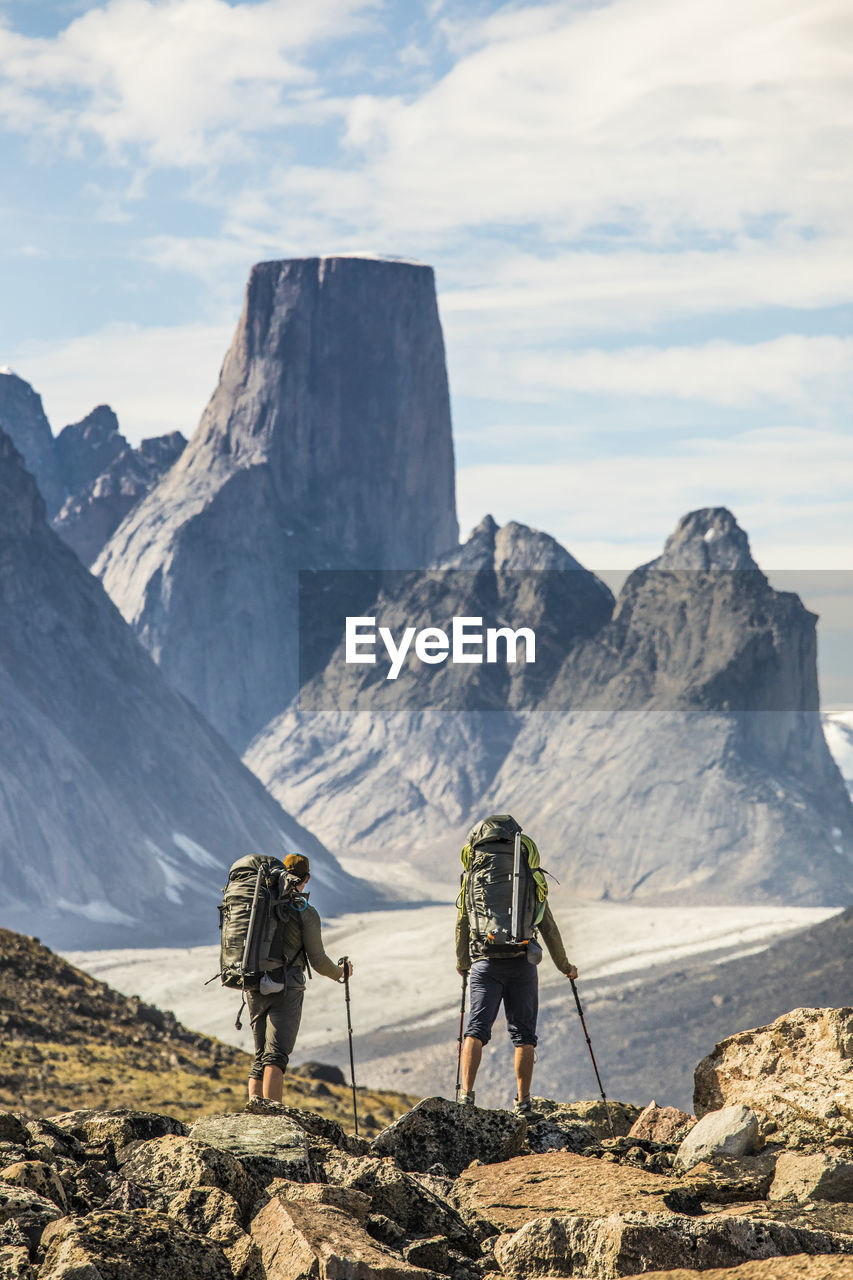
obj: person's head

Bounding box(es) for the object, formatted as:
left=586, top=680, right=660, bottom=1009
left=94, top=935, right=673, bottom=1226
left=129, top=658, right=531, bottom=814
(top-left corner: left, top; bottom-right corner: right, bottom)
left=284, top=853, right=310, bottom=888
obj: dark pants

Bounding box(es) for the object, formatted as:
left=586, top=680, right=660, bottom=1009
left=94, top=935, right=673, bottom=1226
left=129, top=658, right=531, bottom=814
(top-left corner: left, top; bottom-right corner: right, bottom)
left=465, top=954, right=539, bottom=1048
left=246, top=969, right=305, bottom=1078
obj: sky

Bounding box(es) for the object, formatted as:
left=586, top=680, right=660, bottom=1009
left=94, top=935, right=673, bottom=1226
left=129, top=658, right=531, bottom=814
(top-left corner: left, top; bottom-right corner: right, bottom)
left=1, top=0, right=851, bottom=577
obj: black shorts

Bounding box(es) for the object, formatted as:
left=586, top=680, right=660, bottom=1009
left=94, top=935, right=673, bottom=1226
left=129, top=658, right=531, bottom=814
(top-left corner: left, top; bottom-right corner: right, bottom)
left=465, top=954, right=538, bottom=1048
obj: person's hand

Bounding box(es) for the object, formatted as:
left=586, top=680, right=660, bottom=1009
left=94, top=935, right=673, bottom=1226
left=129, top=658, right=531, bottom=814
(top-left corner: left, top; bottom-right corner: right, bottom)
left=565, top=964, right=578, bottom=980
left=457, top=967, right=470, bottom=975
left=337, top=958, right=353, bottom=980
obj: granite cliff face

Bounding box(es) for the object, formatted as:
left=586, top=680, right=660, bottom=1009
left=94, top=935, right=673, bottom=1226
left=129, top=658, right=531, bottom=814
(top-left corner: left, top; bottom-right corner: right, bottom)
left=247, top=508, right=853, bottom=905
left=0, top=427, right=374, bottom=949
left=0, top=370, right=65, bottom=516
left=96, top=256, right=459, bottom=751
left=53, top=429, right=186, bottom=566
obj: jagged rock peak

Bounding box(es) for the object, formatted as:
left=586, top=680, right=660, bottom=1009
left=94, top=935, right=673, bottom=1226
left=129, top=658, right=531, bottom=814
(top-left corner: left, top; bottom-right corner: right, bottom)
left=0, top=370, right=64, bottom=516
left=441, top=515, right=609, bottom=583
left=137, top=431, right=186, bottom=468
left=652, top=507, right=759, bottom=571
left=52, top=429, right=189, bottom=567
left=0, top=426, right=45, bottom=537
left=55, top=404, right=127, bottom=495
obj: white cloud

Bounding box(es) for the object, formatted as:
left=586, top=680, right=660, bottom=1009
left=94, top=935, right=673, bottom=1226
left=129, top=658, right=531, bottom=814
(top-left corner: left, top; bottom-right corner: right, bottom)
left=507, top=335, right=853, bottom=409
left=6, top=320, right=232, bottom=443
left=457, top=425, right=853, bottom=569
left=0, top=0, right=377, bottom=166
left=280, top=0, right=853, bottom=242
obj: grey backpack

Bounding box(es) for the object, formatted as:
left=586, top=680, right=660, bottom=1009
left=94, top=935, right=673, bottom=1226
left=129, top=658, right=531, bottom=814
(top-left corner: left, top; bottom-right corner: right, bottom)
left=218, top=854, right=306, bottom=990
left=462, top=814, right=544, bottom=957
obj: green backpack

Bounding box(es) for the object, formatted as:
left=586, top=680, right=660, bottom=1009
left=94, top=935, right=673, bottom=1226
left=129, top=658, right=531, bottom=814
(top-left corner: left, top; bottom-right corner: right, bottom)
left=218, top=854, right=307, bottom=990
left=460, top=814, right=548, bottom=958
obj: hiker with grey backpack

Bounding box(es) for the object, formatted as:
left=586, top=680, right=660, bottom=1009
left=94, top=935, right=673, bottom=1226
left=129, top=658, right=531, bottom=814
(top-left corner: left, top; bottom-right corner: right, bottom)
left=216, top=852, right=353, bottom=1104
left=455, top=814, right=577, bottom=1117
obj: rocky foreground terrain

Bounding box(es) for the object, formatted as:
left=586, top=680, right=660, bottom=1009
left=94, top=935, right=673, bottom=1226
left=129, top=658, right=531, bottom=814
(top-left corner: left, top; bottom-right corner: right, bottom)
left=0, top=998, right=851, bottom=1279
left=1, top=928, right=851, bottom=1279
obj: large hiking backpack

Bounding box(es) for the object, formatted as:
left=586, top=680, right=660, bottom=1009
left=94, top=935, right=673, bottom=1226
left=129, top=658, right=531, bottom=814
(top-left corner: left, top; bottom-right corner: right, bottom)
left=218, top=854, right=307, bottom=990
left=461, top=814, right=547, bottom=958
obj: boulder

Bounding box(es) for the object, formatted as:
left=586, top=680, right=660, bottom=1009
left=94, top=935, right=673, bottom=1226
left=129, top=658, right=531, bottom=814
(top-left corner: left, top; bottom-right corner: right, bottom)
left=290, top=1063, right=347, bottom=1086
left=0, top=1121, right=27, bottom=1149
left=664, top=1153, right=778, bottom=1212
left=629, top=1102, right=696, bottom=1145
left=639, top=1259, right=853, bottom=1280
left=0, top=1243, right=32, bottom=1278
left=403, top=1237, right=448, bottom=1271
left=39, top=1208, right=232, bottom=1280
left=64, top=1162, right=113, bottom=1214
left=770, top=1152, right=853, bottom=1203
left=101, top=1178, right=150, bottom=1213
left=452, top=1151, right=675, bottom=1234
left=51, top=1108, right=187, bottom=1150
left=371, top=1097, right=525, bottom=1177
left=0, top=1186, right=62, bottom=1247
left=23, top=1119, right=84, bottom=1162
left=532, top=1099, right=643, bottom=1140
left=321, top=1151, right=473, bottom=1247
left=119, top=1135, right=256, bottom=1217
left=250, top=1197, right=437, bottom=1280
left=0, top=1162, right=67, bottom=1210
left=168, top=1187, right=264, bottom=1280
left=189, top=1112, right=314, bottom=1185
left=676, top=1105, right=759, bottom=1170
left=492, top=1209, right=853, bottom=1278
left=242, top=1099, right=354, bottom=1152
left=264, top=1179, right=371, bottom=1223
left=527, top=1118, right=602, bottom=1156
left=0, top=1245, right=34, bottom=1280
left=694, top=1008, right=853, bottom=1147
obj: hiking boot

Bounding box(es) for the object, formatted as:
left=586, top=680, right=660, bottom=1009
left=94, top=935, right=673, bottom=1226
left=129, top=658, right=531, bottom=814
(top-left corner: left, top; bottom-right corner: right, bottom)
left=456, top=1089, right=476, bottom=1106
left=513, top=1096, right=541, bottom=1121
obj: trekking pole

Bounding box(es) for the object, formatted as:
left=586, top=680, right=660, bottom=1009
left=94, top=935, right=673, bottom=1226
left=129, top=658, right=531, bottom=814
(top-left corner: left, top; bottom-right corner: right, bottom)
left=455, top=970, right=469, bottom=1102
left=570, top=978, right=615, bottom=1140
left=338, top=956, right=359, bottom=1137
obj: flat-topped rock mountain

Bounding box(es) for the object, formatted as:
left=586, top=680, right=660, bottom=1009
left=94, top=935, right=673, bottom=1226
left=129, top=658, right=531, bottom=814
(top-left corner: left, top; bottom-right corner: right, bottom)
left=96, top=256, right=459, bottom=751
left=0, top=426, right=374, bottom=949
left=248, top=507, right=853, bottom=905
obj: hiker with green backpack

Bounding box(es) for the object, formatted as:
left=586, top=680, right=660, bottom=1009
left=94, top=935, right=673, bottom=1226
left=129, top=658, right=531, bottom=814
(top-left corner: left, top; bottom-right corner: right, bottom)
left=217, top=852, right=352, bottom=1103
left=455, top=814, right=577, bottom=1116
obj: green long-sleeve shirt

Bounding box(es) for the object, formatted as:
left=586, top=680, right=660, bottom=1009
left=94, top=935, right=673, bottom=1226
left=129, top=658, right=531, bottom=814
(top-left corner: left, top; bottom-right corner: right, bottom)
left=456, top=898, right=571, bottom=973
left=279, top=903, right=342, bottom=981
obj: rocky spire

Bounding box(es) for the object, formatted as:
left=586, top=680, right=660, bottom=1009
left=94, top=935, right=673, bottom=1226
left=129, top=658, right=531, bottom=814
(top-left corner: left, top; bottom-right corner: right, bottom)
left=55, top=404, right=127, bottom=496
left=0, top=371, right=65, bottom=516
left=97, top=256, right=459, bottom=750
